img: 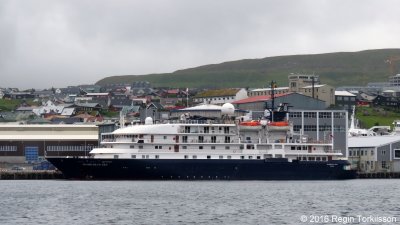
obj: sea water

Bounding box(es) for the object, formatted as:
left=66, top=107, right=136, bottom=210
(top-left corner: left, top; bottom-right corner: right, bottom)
left=0, top=180, right=399, bottom=225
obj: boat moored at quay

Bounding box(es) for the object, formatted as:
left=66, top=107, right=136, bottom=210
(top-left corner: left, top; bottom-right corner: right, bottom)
left=47, top=103, right=356, bottom=180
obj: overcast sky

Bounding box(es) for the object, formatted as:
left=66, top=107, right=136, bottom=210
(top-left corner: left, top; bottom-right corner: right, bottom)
left=1, top=0, right=400, bottom=89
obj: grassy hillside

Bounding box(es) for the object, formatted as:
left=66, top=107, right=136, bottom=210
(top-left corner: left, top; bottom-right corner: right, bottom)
left=96, top=49, right=400, bottom=88
left=356, top=106, right=400, bottom=129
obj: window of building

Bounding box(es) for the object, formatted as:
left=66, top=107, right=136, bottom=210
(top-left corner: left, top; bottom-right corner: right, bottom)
left=334, top=112, right=346, bottom=118
left=382, top=161, right=387, bottom=169
left=318, top=112, right=331, bottom=118
left=289, top=112, right=302, bottom=118
left=304, top=125, right=317, bottom=131
left=304, top=112, right=316, bottom=118
left=382, top=150, right=386, bottom=155
left=293, top=125, right=302, bottom=132
left=394, top=149, right=400, bottom=159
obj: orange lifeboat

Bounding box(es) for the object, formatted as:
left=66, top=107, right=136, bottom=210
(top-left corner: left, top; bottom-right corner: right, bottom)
left=239, top=120, right=261, bottom=126
left=268, top=121, right=289, bottom=126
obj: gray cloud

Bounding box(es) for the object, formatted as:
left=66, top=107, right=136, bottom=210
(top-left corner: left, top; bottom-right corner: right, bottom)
left=1, top=0, right=400, bottom=89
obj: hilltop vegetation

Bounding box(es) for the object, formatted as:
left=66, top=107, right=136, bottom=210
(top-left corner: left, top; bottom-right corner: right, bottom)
left=96, top=49, right=400, bottom=88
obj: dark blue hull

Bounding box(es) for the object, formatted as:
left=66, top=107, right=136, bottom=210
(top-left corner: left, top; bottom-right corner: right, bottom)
left=47, top=157, right=357, bottom=180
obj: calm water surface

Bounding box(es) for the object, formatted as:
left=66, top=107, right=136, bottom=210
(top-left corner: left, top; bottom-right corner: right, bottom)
left=0, top=180, right=399, bottom=225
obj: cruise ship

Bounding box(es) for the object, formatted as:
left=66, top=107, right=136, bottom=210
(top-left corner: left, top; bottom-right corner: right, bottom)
left=47, top=103, right=357, bottom=180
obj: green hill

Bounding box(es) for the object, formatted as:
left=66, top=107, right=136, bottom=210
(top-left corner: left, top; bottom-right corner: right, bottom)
left=96, top=49, right=400, bottom=88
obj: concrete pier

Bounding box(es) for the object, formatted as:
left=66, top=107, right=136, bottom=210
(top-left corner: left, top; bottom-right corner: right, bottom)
left=358, top=172, right=400, bottom=179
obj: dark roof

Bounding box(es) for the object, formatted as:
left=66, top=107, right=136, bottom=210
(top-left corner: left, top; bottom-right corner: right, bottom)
left=147, top=102, right=164, bottom=109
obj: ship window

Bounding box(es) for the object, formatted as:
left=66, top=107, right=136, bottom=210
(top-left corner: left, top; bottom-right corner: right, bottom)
left=248, top=156, right=253, bottom=159
left=309, top=157, right=315, bottom=161
left=225, top=146, right=230, bottom=150
left=184, top=155, right=188, bottom=159
left=227, top=155, right=232, bottom=159
left=207, top=155, right=211, bottom=159
left=155, top=146, right=158, bottom=149
left=182, top=146, right=187, bottom=149
left=291, top=146, right=296, bottom=150
left=182, top=136, right=188, bottom=143
left=240, top=156, right=244, bottom=159
left=146, top=155, right=149, bottom=159
left=321, top=157, right=326, bottom=161
left=155, top=155, right=159, bottom=159
left=131, top=155, right=136, bottom=159
left=114, top=155, right=118, bottom=159
left=316, top=157, right=321, bottom=161
left=199, top=146, right=203, bottom=150
left=142, top=155, right=145, bottom=159
left=130, top=145, right=135, bottom=149
left=302, top=157, right=307, bottom=161
left=193, top=155, right=197, bottom=159
left=139, top=146, right=143, bottom=149
left=297, top=146, right=301, bottom=150
left=257, top=156, right=261, bottom=159
left=198, top=136, right=204, bottom=143
left=211, top=146, right=216, bottom=150
left=219, top=155, right=223, bottom=159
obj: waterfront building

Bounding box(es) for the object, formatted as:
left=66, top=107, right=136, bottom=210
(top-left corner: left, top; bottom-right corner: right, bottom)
left=0, top=124, right=99, bottom=164
left=348, top=136, right=400, bottom=173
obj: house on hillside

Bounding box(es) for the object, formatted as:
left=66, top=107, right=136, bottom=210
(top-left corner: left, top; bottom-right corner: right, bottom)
left=373, top=95, right=400, bottom=109
left=79, top=85, right=102, bottom=93
left=193, top=88, right=248, bottom=105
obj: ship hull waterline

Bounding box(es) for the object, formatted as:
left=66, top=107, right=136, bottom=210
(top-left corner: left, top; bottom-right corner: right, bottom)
left=47, top=158, right=357, bottom=180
